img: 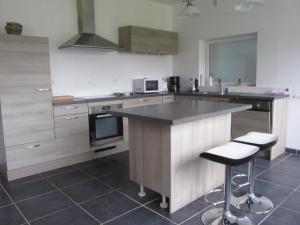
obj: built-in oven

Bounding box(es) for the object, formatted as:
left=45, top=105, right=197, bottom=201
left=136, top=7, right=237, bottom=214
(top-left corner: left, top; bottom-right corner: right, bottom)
left=89, top=103, right=124, bottom=148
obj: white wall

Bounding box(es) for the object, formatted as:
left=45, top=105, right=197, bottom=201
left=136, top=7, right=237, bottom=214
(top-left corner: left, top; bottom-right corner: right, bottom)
left=0, top=0, right=173, bottom=96
left=172, top=0, right=300, bottom=149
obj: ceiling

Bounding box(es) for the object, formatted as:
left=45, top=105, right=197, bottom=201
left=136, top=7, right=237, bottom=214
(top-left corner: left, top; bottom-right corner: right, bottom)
left=148, top=0, right=183, bottom=6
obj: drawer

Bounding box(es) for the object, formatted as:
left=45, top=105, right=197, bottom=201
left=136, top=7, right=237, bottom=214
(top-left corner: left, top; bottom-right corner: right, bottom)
left=6, top=140, right=56, bottom=170
left=162, top=95, right=175, bottom=103
left=123, top=97, right=163, bottom=108
left=54, top=103, right=88, bottom=116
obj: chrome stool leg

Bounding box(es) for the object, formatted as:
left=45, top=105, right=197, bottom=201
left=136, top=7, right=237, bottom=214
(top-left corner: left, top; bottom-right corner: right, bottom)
left=138, top=185, right=146, bottom=198
left=202, top=166, right=253, bottom=225
left=234, top=159, right=273, bottom=214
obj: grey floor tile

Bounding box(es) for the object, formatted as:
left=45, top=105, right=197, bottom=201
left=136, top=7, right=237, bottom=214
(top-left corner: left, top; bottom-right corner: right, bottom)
left=5, top=179, right=55, bottom=202
left=0, top=205, right=26, bottom=225
left=40, top=166, right=77, bottom=177
left=30, top=206, right=99, bottom=225
left=62, top=179, right=112, bottom=203
left=0, top=174, right=42, bottom=188
left=258, top=168, right=300, bottom=189
left=81, top=161, right=121, bottom=178
left=106, top=207, right=175, bottom=225
left=255, top=153, right=291, bottom=168
left=236, top=179, right=291, bottom=205
left=75, top=158, right=108, bottom=169
left=274, top=156, right=300, bottom=178
left=98, top=168, right=132, bottom=189
left=17, top=191, right=74, bottom=221
left=282, top=191, right=300, bottom=213
left=261, top=207, right=300, bottom=225
left=0, top=188, right=12, bottom=207
left=118, top=183, right=160, bottom=204
left=146, top=198, right=208, bottom=224
left=81, top=191, right=139, bottom=223
left=47, top=170, right=91, bottom=188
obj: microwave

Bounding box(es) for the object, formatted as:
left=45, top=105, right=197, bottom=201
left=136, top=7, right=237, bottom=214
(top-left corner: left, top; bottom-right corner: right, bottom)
left=133, top=79, right=160, bottom=93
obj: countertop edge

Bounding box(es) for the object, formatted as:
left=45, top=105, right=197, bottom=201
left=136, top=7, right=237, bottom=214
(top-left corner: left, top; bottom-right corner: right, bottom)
left=52, top=92, right=289, bottom=106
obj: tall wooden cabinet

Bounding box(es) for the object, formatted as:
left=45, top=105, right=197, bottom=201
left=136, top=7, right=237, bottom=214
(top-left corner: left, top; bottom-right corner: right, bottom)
left=0, top=34, right=55, bottom=180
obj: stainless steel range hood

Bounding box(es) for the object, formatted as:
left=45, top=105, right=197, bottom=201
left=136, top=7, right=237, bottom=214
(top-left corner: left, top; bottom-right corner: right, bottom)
left=58, top=0, right=122, bottom=50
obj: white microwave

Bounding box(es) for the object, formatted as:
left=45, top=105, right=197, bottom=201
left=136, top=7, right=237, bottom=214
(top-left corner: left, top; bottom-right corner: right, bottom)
left=133, top=79, right=161, bottom=93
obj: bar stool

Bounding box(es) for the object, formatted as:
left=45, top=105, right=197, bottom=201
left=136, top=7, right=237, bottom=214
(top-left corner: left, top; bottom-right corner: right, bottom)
left=231, top=132, right=278, bottom=214
left=200, top=142, right=259, bottom=225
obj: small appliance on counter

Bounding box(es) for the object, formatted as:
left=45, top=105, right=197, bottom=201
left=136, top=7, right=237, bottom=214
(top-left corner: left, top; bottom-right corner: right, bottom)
left=133, top=78, right=160, bottom=93
left=190, top=78, right=199, bottom=92
left=168, top=76, right=180, bottom=93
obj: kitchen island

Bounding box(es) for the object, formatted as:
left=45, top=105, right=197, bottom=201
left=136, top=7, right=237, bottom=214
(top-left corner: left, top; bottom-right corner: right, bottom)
left=110, top=101, right=251, bottom=213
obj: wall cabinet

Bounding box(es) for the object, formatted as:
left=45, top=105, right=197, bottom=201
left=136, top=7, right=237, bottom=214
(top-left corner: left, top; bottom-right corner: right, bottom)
left=119, top=26, right=178, bottom=55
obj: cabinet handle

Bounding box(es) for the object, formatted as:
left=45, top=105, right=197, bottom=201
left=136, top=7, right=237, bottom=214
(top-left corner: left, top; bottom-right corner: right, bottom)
left=96, top=114, right=112, bottom=118
left=65, top=116, right=79, bottom=120
left=139, top=99, right=149, bottom=102
left=25, top=145, right=40, bottom=149
left=36, top=88, right=52, bottom=92
left=65, top=106, right=79, bottom=110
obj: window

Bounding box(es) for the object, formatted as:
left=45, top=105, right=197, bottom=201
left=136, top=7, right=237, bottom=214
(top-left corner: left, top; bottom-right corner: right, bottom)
left=206, top=34, right=257, bottom=86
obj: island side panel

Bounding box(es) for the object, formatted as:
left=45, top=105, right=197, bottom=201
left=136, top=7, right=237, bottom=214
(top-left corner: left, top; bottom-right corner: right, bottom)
left=270, top=98, right=288, bottom=160
left=169, top=114, right=231, bottom=213
left=128, top=118, right=171, bottom=197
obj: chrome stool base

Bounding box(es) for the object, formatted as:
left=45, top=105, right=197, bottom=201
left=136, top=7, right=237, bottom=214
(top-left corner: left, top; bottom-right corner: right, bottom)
left=235, top=193, right=274, bottom=214
left=202, top=208, right=253, bottom=225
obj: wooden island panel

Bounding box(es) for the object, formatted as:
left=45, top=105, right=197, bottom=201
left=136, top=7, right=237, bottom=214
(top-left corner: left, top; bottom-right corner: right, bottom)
left=128, top=113, right=231, bottom=213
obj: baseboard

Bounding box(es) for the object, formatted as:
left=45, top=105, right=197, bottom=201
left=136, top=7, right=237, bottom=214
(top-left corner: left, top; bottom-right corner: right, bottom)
left=286, top=148, right=300, bottom=155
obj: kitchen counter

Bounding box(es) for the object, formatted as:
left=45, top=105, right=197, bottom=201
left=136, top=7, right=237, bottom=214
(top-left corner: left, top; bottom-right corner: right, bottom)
left=52, top=92, right=288, bottom=106
left=109, top=100, right=251, bottom=125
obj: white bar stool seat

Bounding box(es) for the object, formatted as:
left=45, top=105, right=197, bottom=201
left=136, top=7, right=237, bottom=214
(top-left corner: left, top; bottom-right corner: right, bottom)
left=232, top=132, right=278, bottom=214
left=200, top=142, right=259, bottom=225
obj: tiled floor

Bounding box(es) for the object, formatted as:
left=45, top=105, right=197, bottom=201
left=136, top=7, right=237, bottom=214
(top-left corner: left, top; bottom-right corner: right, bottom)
left=0, top=151, right=300, bottom=225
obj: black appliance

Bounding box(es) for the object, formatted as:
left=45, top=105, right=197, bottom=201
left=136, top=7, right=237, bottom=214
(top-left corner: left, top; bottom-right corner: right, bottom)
left=89, top=103, right=124, bottom=148
left=169, top=76, right=180, bottom=93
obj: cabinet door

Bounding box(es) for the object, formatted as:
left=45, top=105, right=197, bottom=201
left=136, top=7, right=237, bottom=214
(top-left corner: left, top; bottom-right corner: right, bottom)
left=55, top=113, right=90, bottom=156
left=162, top=95, right=175, bottom=103
left=1, top=92, right=54, bottom=147
left=0, top=35, right=54, bottom=147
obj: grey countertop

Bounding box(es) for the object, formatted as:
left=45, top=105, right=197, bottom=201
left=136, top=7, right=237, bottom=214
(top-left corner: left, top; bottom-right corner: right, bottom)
left=108, top=100, right=252, bottom=125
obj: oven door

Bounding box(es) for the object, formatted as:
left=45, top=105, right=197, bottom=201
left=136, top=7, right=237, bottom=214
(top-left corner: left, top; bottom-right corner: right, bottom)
left=89, top=113, right=123, bottom=146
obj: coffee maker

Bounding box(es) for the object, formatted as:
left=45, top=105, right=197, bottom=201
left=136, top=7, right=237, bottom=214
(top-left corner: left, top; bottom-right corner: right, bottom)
left=168, top=76, right=180, bottom=93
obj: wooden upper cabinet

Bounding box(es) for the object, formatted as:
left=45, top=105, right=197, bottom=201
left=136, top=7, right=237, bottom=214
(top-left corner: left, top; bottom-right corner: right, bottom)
left=119, top=26, right=178, bottom=55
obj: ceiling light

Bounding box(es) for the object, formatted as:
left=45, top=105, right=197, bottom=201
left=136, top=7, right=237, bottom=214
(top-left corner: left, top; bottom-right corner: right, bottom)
left=235, top=0, right=264, bottom=12
left=178, top=0, right=202, bottom=18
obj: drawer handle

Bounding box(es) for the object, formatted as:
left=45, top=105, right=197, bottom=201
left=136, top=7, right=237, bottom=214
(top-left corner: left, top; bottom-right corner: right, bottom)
left=65, top=117, right=79, bottom=120
left=36, top=88, right=52, bottom=92
left=25, top=145, right=40, bottom=149
left=65, top=106, right=79, bottom=110
left=139, top=99, right=149, bottom=102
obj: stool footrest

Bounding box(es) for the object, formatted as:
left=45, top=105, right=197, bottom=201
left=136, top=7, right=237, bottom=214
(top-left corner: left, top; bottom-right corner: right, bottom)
left=232, top=173, right=250, bottom=187
left=204, top=188, right=225, bottom=207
